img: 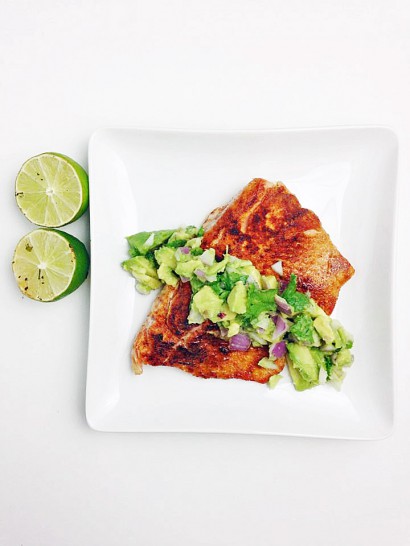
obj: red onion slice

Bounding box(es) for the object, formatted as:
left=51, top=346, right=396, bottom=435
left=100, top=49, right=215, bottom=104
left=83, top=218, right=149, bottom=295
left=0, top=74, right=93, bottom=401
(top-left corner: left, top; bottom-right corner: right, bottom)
left=272, top=314, right=288, bottom=338
left=270, top=340, right=287, bottom=359
left=194, top=269, right=207, bottom=280
left=274, top=294, right=293, bottom=316
left=180, top=276, right=190, bottom=283
left=180, top=246, right=190, bottom=254
left=229, top=333, right=251, bottom=351
left=279, top=279, right=288, bottom=292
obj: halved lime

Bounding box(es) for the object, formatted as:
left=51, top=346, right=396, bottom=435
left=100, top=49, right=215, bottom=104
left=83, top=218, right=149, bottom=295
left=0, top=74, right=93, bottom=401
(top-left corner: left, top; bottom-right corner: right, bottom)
left=12, top=229, right=90, bottom=302
left=15, top=152, right=89, bottom=227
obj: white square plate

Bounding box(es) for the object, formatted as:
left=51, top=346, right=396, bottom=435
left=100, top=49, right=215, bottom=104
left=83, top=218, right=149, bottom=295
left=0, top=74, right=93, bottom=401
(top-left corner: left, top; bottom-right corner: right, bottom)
left=86, top=127, right=397, bottom=438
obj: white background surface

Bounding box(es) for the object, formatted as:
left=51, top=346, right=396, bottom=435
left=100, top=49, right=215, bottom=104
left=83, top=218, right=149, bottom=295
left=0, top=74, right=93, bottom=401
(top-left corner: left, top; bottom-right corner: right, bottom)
left=1, top=1, right=409, bottom=544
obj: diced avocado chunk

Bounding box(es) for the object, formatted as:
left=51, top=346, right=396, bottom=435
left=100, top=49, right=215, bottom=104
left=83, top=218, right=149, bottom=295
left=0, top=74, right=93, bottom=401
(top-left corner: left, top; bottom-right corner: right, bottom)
left=174, top=259, right=203, bottom=279
left=214, top=303, right=236, bottom=322
left=157, top=263, right=179, bottom=287
left=306, top=299, right=327, bottom=318
left=268, top=374, right=282, bottom=389
left=187, top=300, right=205, bottom=324
left=286, top=343, right=319, bottom=384
left=227, top=281, right=247, bottom=314
left=328, top=365, right=346, bottom=389
left=337, top=326, right=354, bottom=350
left=258, top=357, right=277, bottom=370
left=248, top=331, right=268, bottom=346
left=313, top=315, right=335, bottom=344
left=331, top=322, right=344, bottom=349
left=186, top=237, right=203, bottom=249
left=227, top=321, right=241, bottom=337
left=126, top=230, right=174, bottom=255
left=122, top=256, right=162, bottom=294
left=206, top=255, right=229, bottom=277
left=333, top=349, right=353, bottom=368
left=192, top=286, right=224, bottom=322
left=155, top=246, right=177, bottom=269
left=168, top=226, right=198, bottom=242
left=261, top=275, right=278, bottom=290
left=287, top=357, right=317, bottom=391
left=199, top=248, right=216, bottom=266
left=242, top=265, right=261, bottom=287
left=310, top=347, right=326, bottom=368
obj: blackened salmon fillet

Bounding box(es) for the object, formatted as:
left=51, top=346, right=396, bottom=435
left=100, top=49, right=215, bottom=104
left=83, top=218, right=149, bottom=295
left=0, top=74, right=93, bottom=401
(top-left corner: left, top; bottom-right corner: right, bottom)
left=201, top=179, right=354, bottom=315
left=132, top=178, right=354, bottom=382
left=132, top=281, right=283, bottom=381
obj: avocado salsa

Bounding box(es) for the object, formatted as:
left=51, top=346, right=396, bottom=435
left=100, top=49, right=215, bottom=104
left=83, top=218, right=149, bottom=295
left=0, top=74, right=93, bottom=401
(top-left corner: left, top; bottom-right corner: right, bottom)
left=122, top=226, right=354, bottom=391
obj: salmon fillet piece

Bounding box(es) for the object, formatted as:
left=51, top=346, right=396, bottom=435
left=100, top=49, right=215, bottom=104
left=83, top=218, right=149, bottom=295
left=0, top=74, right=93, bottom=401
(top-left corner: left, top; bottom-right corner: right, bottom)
left=202, top=178, right=354, bottom=315
left=132, top=178, right=354, bottom=382
left=133, top=281, right=284, bottom=381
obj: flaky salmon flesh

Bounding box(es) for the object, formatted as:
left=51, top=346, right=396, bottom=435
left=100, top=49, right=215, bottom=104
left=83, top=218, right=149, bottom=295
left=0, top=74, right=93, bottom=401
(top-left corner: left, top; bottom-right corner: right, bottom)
left=132, top=179, right=354, bottom=383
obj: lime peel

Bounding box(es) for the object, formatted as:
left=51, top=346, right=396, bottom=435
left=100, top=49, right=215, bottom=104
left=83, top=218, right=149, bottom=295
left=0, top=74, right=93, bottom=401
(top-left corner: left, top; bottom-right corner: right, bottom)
left=15, top=152, right=89, bottom=227
left=12, top=228, right=90, bottom=302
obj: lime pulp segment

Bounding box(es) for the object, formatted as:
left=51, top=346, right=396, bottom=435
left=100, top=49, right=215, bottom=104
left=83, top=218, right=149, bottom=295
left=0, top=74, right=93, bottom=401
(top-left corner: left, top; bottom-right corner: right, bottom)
left=15, top=152, right=89, bottom=227
left=12, top=229, right=89, bottom=302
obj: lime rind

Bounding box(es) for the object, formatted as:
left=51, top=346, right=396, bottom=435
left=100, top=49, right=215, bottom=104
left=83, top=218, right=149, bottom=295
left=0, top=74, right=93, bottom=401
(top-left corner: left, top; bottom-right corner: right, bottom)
left=15, top=152, right=89, bottom=227
left=12, top=228, right=89, bottom=302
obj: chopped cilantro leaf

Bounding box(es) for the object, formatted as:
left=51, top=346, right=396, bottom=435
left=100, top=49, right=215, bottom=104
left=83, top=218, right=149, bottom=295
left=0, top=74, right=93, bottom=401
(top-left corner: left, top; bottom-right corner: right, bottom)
left=165, top=239, right=189, bottom=249
left=243, top=285, right=277, bottom=323
left=281, top=274, right=310, bottom=313
left=191, top=247, right=204, bottom=256
left=290, top=314, right=315, bottom=345
left=324, top=355, right=333, bottom=380
left=190, top=276, right=205, bottom=294
left=144, top=249, right=158, bottom=268
left=128, top=247, right=141, bottom=258
left=207, top=270, right=248, bottom=301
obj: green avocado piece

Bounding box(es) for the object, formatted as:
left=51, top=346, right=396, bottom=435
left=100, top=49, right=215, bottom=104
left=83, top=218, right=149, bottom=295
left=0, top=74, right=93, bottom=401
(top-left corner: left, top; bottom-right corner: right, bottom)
left=261, top=275, right=278, bottom=290
left=227, top=320, right=241, bottom=337
left=227, top=281, right=247, bottom=314
left=157, top=263, right=179, bottom=287
left=122, top=256, right=162, bottom=293
left=258, top=357, right=277, bottom=370
left=286, top=343, right=319, bottom=390
left=331, top=322, right=344, bottom=349
left=268, top=374, right=282, bottom=389
left=186, top=237, right=203, bottom=249
left=242, top=264, right=262, bottom=286
left=168, top=226, right=199, bottom=241
left=313, top=315, right=335, bottom=344
left=155, top=246, right=177, bottom=269
left=187, top=300, right=205, bottom=324
left=192, top=285, right=224, bottom=322
left=214, top=303, right=236, bottom=322
left=287, top=358, right=317, bottom=391
left=306, top=299, right=327, bottom=318
left=126, top=230, right=174, bottom=255
left=333, top=348, right=353, bottom=368
left=174, top=259, right=203, bottom=279
left=336, top=325, right=354, bottom=349
left=205, top=256, right=229, bottom=277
